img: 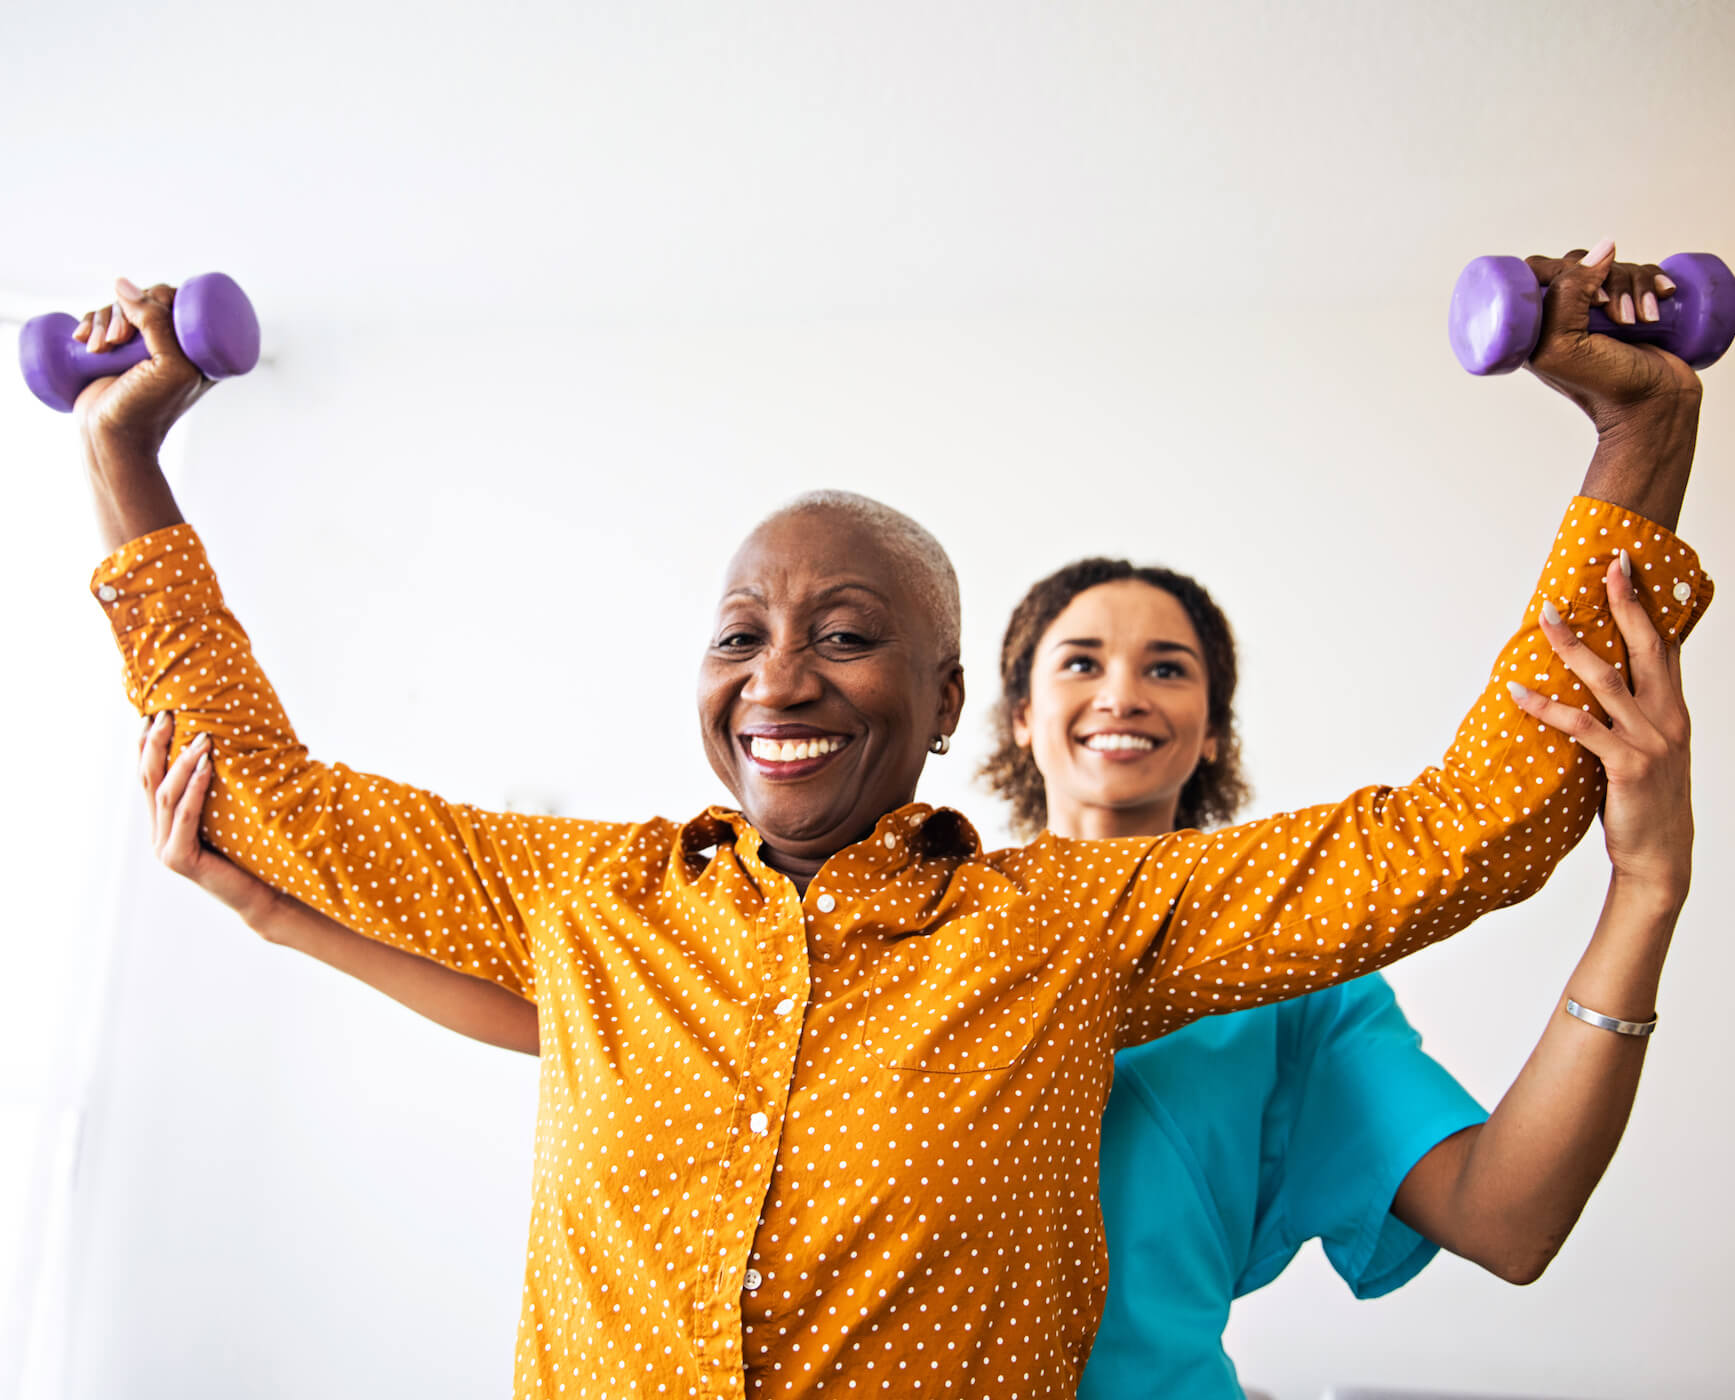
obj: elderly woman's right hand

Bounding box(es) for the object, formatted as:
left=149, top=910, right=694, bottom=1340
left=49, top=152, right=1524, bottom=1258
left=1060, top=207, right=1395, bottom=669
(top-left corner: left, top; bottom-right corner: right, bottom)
left=139, top=713, right=284, bottom=933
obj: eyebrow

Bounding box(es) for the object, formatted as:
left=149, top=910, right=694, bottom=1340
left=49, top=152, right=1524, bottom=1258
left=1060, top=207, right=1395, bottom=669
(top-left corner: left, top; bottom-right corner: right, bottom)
left=1051, top=637, right=1202, bottom=661
left=722, top=581, right=893, bottom=606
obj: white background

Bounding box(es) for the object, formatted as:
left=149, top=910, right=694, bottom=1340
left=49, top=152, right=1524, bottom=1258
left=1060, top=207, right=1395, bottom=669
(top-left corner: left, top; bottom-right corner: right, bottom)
left=2, top=3, right=1732, bottom=1398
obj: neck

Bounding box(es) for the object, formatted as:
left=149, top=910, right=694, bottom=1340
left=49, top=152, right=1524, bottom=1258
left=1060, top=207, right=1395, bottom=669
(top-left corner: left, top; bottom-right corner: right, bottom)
left=761, top=848, right=822, bottom=895
left=1046, top=793, right=1179, bottom=842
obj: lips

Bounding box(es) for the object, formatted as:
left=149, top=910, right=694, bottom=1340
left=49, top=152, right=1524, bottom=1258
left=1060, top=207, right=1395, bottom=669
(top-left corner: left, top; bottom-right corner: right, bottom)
left=1077, top=731, right=1162, bottom=755
left=738, top=726, right=854, bottom=778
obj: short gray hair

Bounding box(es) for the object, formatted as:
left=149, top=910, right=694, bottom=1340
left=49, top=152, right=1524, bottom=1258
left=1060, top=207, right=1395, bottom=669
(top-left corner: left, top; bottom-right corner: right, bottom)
left=771, top=490, right=961, bottom=661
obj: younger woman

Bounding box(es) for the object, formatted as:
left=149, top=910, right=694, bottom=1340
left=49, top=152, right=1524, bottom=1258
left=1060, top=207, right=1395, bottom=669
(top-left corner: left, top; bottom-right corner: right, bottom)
left=982, top=556, right=1694, bottom=1398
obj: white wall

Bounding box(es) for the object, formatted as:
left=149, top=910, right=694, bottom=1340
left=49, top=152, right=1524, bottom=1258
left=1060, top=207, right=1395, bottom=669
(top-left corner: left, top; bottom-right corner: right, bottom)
left=4, top=3, right=1733, bottom=1398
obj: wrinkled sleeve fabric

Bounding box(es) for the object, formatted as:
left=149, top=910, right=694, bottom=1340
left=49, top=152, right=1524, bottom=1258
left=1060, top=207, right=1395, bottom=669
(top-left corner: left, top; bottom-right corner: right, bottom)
left=1098, top=497, right=1711, bottom=1044
left=91, top=524, right=623, bottom=1001
left=1240, top=975, right=1487, bottom=1301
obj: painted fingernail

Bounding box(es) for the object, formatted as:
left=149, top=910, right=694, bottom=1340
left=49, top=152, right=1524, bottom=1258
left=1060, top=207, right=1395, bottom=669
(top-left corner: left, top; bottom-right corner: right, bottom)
left=195, top=753, right=210, bottom=774
left=1507, top=680, right=1531, bottom=704
left=1593, top=288, right=1611, bottom=305
left=1641, top=291, right=1659, bottom=322
left=116, top=277, right=143, bottom=300
left=1583, top=238, right=1615, bottom=266
left=1618, top=293, right=1636, bottom=325
left=1654, top=273, right=1675, bottom=293
left=1541, top=600, right=1563, bottom=625
left=1619, top=549, right=1632, bottom=579
left=107, top=307, right=127, bottom=342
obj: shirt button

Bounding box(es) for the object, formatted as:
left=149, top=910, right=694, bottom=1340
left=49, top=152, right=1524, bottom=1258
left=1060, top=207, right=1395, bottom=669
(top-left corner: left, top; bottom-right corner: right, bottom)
left=744, top=1268, right=763, bottom=1291
left=749, top=1112, right=769, bottom=1135
left=1673, top=580, right=1693, bottom=603
left=815, top=893, right=836, bottom=913
left=883, top=832, right=897, bottom=848
left=774, top=997, right=796, bottom=1016
left=97, top=584, right=119, bottom=602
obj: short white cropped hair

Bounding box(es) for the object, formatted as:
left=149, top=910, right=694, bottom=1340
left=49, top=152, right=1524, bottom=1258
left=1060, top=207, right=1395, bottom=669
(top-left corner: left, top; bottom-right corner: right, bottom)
left=770, top=489, right=961, bottom=661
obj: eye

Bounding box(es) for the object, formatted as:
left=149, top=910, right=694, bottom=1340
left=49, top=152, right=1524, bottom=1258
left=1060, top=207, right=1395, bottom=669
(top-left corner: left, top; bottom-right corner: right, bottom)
left=713, top=629, right=761, bottom=652
left=818, top=629, right=878, bottom=653
left=1148, top=659, right=1188, bottom=680
left=1061, top=654, right=1099, bottom=675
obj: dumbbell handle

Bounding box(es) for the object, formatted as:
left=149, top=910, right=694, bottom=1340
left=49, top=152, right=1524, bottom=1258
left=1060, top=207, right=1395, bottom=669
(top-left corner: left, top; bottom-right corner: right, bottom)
left=17, top=272, right=259, bottom=412
left=1449, top=252, right=1735, bottom=375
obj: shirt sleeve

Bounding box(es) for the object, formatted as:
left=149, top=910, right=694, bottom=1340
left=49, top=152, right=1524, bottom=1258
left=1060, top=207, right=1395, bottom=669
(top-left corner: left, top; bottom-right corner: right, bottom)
left=1100, top=496, right=1711, bottom=1043
left=90, top=524, right=621, bottom=1001
left=1239, top=976, right=1487, bottom=1301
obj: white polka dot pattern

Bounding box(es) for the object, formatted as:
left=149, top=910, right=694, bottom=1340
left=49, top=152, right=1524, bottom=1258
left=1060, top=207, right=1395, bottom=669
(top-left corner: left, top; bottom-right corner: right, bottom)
left=89, top=497, right=1711, bottom=1399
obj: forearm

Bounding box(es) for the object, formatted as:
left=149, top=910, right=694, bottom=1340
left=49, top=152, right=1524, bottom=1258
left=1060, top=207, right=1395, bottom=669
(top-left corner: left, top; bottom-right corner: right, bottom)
left=1393, top=879, right=1681, bottom=1282
left=250, top=891, right=541, bottom=1056
left=1579, top=380, right=1701, bottom=531
left=1121, top=499, right=1706, bottom=1042
left=94, top=526, right=546, bottom=994
left=84, top=439, right=182, bottom=553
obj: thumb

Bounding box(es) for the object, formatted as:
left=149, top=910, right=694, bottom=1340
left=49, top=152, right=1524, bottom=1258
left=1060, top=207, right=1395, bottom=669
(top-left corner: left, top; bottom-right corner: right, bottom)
left=1535, top=238, right=1614, bottom=343
left=114, top=278, right=198, bottom=374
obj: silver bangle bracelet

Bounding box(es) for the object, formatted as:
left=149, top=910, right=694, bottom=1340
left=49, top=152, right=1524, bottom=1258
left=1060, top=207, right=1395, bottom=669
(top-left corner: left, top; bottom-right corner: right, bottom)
left=1564, top=998, right=1657, bottom=1038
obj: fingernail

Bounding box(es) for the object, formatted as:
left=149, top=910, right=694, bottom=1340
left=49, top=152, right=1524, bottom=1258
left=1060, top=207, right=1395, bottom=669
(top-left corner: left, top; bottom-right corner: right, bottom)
left=1641, top=291, right=1659, bottom=322
left=152, top=711, right=170, bottom=730
left=1654, top=273, right=1676, bottom=293
left=1583, top=238, right=1615, bottom=266
left=116, top=277, right=143, bottom=300
left=1541, top=600, right=1563, bottom=625
left=1593, top=288, right=1611, bottom=305
left=107, top=307, right=126, bottom=342
left=1619, top=549, right=1632, bottom=579
left=195, top=753, right=210, bottom=774
left=1507, top=680, right=1530, bottom=703
left=191, top=732, right=211, bottom=749
left=1618, top=293, right=1636, bottom=325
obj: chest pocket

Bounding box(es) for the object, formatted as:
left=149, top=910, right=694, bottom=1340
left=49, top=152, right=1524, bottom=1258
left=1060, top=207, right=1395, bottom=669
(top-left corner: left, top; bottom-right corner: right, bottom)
left=860, top=925, right=1051, bottom=1074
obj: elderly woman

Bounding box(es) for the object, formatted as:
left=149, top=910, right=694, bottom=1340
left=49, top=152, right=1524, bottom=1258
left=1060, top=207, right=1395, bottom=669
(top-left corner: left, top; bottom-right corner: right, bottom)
left=77, top=244, right=1708, bottom=1399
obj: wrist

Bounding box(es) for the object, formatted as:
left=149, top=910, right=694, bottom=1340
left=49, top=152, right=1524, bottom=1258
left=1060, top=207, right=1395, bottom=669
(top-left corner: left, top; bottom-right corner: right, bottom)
left=240, top=885, right=295, bottom=944
left=1592, top=382, right=1701, bottom=455
left=1604, top=869, right=1689, bottom=923
left=83, top=428, right=163, bottom=485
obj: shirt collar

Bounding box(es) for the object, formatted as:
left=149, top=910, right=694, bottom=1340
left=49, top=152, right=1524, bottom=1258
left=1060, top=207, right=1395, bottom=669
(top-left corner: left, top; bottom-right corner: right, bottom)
left=679, top=802, right=980, bottom=867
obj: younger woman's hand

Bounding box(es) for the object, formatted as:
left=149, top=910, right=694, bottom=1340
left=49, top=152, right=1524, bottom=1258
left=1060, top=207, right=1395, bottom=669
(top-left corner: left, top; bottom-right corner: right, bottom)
left=1508, top=558, right=1693, bottom=905
left=139, top=713, right=283, bottom=930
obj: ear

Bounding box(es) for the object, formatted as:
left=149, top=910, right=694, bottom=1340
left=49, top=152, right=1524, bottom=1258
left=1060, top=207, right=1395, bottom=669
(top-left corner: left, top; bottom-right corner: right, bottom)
left=1010, top=698, right=1032, bottom=749
left=936, top=662, right=966, bottom=739
left=1201, top=733, right=1220, bottom=766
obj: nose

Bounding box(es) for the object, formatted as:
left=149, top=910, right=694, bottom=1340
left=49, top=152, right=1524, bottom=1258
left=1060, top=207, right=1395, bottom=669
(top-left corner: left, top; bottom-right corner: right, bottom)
left=1092, top=664, right=1150, bottom=717
left=742, top=643, right=824, bottom=710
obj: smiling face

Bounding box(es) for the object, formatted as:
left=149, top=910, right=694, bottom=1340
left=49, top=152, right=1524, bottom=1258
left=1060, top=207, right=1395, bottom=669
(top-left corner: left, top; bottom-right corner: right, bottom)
left=1013, top=579, right=1217, bottom=840
left=698, top=506, right=965, bottom=879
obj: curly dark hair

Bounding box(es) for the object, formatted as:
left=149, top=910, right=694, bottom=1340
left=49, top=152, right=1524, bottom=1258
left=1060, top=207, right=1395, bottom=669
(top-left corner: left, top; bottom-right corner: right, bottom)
left=980, top=558, right=1251, bottom=838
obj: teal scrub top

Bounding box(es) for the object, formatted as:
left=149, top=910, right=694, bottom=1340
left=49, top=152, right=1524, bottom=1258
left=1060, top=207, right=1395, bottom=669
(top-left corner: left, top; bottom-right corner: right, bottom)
left=1081, top=973, right=1487, bottom=1400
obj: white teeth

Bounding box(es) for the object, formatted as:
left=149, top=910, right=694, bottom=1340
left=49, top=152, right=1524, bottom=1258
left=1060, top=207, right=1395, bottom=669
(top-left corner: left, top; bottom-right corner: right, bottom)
left=1083, top=733, right=1157, bottom=753
left=750, top=736, right=846, bottom=762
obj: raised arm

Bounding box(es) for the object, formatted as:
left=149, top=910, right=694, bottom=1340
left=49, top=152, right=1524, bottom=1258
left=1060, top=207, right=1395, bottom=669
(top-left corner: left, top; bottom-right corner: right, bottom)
left=76, top=278, right=620, bottom=999
left=1104, top=244, right=1711, bottom=1040
left=138, top=713, right=541, bottom=1057
left=1389, top=559, right=1691, bottom=1283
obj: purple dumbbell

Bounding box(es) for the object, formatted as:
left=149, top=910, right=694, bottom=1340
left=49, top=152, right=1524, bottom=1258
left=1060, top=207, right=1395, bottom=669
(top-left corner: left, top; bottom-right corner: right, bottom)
left=17, top=272, right=260, bottom=412
left=1448, top=252, right=1735, bottom=375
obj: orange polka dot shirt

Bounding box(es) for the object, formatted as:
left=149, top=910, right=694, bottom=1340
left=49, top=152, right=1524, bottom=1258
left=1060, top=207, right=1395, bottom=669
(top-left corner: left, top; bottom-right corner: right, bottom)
left=92, top=498, right=1709, bottom=1400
